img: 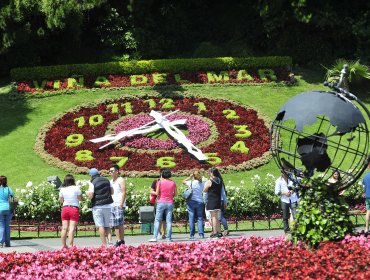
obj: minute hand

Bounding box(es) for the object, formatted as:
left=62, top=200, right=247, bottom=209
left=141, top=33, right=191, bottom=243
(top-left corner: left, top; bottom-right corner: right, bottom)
left=149, top=110, right=208, bottom=161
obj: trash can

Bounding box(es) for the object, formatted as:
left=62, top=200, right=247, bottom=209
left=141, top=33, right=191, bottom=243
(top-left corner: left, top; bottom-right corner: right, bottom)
left=140, top=223, right=154, bottom=234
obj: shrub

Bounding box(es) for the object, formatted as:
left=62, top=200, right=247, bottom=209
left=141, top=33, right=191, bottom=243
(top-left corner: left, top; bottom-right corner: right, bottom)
left=10, top=56, right=293, bottom=81
left=324, top=59, right=370, bottom=84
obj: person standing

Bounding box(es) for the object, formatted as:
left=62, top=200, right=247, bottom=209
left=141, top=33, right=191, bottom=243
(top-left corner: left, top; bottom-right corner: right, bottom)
left=150, top=170, right=167, bottom=239
left=220, top=185, right=229, bottom=236
left=203, top=167, right=223, bottom=238
left=362, top=171, right=370, bottom=233
left=86, top=168, right=114, bottom=246
left=275, top=170, right=299, bottom=234
left=109, top=164, right=126, bottom=246
left=59, top=174, right=82, bottom=248
left=0, top=176, right=14, bottom=248
left=183, top=171, right=205, bottom=239
left=149, top=168, right=177, bottom=242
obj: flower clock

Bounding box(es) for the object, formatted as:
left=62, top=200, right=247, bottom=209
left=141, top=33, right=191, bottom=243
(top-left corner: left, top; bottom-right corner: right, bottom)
left=35, top=93, right=271, bottom=176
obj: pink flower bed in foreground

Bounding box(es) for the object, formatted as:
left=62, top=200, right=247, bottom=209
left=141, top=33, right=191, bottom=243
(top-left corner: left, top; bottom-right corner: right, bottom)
left=0, top=235, right=369, bottom=279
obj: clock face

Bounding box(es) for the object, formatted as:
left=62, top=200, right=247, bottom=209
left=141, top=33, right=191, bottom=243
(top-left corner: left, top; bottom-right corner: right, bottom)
left=36, top=93, right=271, bottom=176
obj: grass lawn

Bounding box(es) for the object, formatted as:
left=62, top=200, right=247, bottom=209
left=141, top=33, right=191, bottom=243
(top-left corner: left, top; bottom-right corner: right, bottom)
left=2, top=67, right=369, bottom=190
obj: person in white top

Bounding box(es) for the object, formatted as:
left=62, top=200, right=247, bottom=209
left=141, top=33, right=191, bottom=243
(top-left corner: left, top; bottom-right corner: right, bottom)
left=109, top=164, right=126, bottom=246
left=274, top=170, right=299, bottom=233
left=59, top=174, right=82, bottom=248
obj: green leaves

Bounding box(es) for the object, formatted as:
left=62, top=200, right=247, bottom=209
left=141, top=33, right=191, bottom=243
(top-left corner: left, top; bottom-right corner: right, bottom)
left=292, top=183, right=354, bottom=248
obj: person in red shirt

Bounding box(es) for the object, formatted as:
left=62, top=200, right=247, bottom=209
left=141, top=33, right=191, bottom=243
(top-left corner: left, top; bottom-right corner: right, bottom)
left=148, top=168, right=177, bottom=242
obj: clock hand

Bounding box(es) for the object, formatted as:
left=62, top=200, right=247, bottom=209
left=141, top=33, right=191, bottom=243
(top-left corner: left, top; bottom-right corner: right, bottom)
left=149, top=110, right=208, bottom=161
left=90, top=110, right=184, bottom=149
left=90, top=119, right=187, bottom=144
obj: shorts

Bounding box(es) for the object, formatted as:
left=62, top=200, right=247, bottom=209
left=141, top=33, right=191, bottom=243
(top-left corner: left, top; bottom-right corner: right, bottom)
left=61, top=206, right=80, bottom=222
left=205, top=208, right=221, bottom=220
left=110, top=206, right=125, bottom=227
left=92, top=207, right=111, bottom=227
left=366, top=198, right=370, bottom=210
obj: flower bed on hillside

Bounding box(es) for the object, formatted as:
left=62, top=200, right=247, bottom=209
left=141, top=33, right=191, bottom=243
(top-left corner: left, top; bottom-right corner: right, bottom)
left=16, top=68, right=291, bottom=93
left=0, top=235, right=369, bottom=279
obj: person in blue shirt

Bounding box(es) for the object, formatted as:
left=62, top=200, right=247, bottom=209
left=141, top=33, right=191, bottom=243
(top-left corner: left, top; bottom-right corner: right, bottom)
left=362, top=171, right=370, bottom=233
left=0, top=175, right=15, bottom=247
left=220, top=185, right=229, bottom=236
left=183, top=171, right=205, bottom=239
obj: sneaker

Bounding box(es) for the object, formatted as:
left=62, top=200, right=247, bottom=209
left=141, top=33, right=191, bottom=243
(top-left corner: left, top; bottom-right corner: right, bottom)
left=161, top=234, right=166, bottom=240
left=115, top=240, right=125, bottom=247
left=0, top=243, right=3, bottom=248
left=107, top=242, right=114, bottom=247
left=148, top=238, right=157, bottom=242
left=223, top=230, right=230, bottom=236
left=209, top=234, right=218, bottom=239
left=189, top=236, right=195, bottom=240
left=199, top=235, right=205, bottom=239
left=217, top=233, right=223, bottom=238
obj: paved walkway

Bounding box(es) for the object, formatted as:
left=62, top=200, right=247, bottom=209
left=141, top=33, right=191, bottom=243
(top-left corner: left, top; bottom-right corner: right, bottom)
left=1, top=229, right=286, bottom=254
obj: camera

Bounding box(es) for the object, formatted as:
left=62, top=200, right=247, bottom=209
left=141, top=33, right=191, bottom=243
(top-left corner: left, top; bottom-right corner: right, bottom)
left=288, top=185, right=298, bottom=192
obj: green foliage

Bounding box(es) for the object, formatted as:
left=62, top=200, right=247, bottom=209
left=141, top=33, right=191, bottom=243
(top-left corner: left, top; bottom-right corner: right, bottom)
left=13, top=174, right=281, bottom=223
left=10, top=56, right=293, bottom=81
left=193, top=42, right=225, bottom=58
left=292, top=181, right=354, bottom=248
left=324, top=59, right=370, bottom=84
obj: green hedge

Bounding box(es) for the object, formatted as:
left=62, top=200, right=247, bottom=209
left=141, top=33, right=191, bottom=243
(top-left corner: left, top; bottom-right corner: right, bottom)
left=10, top=56, right=292, bottom=81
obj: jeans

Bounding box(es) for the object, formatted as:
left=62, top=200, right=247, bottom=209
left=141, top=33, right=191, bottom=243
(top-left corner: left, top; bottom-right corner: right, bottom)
left=220, top=201, right=228, bottom=231
left=0, top=210, right=13, bottom=246
left=281, top=201, right=297, bottom=233
left=153, top=203, right=173, bottom=240
left=187, top=200, right=204, bottom=237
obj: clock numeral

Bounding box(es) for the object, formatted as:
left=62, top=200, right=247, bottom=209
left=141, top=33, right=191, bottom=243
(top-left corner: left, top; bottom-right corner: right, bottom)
left=223, top=109, right=240, bottom=119
left=110, top=156, right=129, bottom=167
left=121, top=102, right=133, bottom=114
left=89, top=114, right=104, bottom=126
left=144, top=99, right=156, bottom=109
left=73, top=115, right=104, bottom=127
left=159, top=98, right=175, bottom=109
left=230, top=141, right=249, bottom=154
left=73, top=116, right=85, bottom=128
left=65, top=134, right=84, bottom=147
left=193, top=102, right=207, bottom=112
left=234, top=125, right=252, bottom=138
left=205, top=153, right=222, bottom=165
left=107, top=103, right=119, bottom=113
left=156, top=156, right=176, bottom=168
left=75, top=150, right=94, bottom=161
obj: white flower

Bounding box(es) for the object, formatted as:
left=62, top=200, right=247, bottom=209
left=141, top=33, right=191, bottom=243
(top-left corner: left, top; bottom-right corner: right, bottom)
left=18, top=201, right=25, bottom=206
left=31, top=202, right=36, bottom=206
left=176, top=208, right=181, bottom=212
left=46, top=215, right=49, bottom=219
left=129, top=182, right=133, bottom=187
left=21, top=189, right=26, bottom=193
left=16, top=188, right=20, bottom=192
left=231, top=197, right=235, bottom=200
left=235, top=187, right=240, bottom=192
left=253, top=174, right=260, bottom=180
left=267, top=173, right=275, bottom=179
left=240, top=180, right=245, bottom=185
left=26, top=181, right=33, bottom=188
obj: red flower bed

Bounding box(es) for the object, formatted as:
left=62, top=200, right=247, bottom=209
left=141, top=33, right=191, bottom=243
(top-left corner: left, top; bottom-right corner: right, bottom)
left=0, top=236, right=369, bottom=279
left=38, top=94, right=271, bottom=176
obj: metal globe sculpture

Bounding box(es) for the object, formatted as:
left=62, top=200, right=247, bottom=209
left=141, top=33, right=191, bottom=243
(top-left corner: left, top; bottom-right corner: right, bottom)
left=270, top=82, right=370, bottom=189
